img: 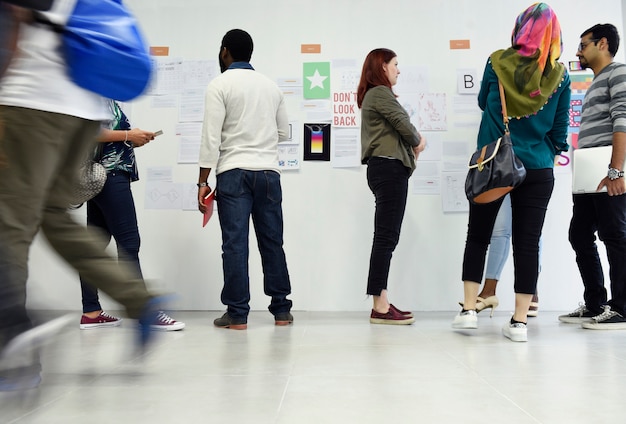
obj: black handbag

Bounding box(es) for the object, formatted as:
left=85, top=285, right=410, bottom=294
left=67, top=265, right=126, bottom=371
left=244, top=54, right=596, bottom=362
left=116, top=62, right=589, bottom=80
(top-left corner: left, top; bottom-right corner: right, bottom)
left=465, top=81, right=526, bottom=204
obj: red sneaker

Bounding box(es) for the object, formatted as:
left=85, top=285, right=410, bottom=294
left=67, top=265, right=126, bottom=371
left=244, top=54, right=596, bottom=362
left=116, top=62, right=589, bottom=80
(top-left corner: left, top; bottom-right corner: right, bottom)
left=389, top=304, right=413, bottom=318
left=79, top=311, right=122, bottom=330
left=151, top=311, right=185, bottom=331
left=370, top=307, right=415, bottom=325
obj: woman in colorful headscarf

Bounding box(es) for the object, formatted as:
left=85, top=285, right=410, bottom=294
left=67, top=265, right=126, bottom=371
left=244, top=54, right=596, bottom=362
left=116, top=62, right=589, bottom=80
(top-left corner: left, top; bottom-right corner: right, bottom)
left=452, top=3, right=570, bottom=341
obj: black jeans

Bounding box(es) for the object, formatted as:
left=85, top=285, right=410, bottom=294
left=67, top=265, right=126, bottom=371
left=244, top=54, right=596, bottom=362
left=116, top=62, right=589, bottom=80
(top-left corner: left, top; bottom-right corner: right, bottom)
left=569, top=192, right=626, bottom=316
left=366, top=157, right=410, bottom=295
left=462, top=168, right=554, bottom=294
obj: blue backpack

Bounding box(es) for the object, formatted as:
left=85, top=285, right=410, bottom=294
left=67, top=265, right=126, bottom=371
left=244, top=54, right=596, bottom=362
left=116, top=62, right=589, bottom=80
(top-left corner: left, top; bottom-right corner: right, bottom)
left=38, top=0, right=153, bottom=101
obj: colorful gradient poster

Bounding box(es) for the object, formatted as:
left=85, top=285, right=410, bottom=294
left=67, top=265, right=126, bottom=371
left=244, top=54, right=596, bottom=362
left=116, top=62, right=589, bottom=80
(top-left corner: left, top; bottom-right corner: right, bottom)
left=304, top=123, right=331, bottom=161
left=310, top=128, right=324, bottom=153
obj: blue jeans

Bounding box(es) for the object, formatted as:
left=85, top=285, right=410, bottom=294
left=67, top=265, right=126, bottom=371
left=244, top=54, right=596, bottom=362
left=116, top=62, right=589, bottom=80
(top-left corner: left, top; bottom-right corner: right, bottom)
left=484, top=194, right=512, bottom=281
left=80, top=172, right=144, bottom=313
left=366, top=157, right=410, bottom=295
left=569, top=193, right=626, bottom=315
left=216, top=169, right=292, bottom=320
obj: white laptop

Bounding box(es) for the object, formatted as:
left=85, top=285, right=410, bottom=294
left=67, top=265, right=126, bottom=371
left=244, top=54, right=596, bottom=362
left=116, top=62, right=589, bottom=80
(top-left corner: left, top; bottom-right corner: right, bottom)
left=572, top=146, right=611, bottom=194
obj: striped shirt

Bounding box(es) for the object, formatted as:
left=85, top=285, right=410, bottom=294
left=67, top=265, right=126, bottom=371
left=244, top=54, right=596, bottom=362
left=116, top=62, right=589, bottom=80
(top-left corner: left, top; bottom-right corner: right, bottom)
left=578, top=62, right=626, bottom=148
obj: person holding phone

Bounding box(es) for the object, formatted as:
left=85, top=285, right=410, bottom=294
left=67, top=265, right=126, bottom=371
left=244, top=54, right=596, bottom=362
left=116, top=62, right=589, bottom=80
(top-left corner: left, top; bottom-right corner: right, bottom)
left=78, top=100, right=185, bottom=331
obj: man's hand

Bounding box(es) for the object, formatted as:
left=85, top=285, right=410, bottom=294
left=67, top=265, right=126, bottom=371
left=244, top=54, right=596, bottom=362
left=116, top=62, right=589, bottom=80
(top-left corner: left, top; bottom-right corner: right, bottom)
left=598, top=176, right=626, bottom=196
left=197, top=185, right=212, bottom=213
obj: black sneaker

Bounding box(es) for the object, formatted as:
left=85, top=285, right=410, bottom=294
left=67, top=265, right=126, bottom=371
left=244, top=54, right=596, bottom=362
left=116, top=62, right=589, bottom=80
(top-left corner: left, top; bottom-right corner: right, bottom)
left=558, top=303, right=597, bottom=324
left=582, top=306, right=626, bottom=330
left=274, top=312, right=293, bottom=326
left=213, top=312, right=247, bottom=330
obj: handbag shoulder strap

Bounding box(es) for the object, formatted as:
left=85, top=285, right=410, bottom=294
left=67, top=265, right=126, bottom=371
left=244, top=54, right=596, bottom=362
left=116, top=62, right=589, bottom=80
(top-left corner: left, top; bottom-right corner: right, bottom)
left=498, top=80, right=510, bottom=134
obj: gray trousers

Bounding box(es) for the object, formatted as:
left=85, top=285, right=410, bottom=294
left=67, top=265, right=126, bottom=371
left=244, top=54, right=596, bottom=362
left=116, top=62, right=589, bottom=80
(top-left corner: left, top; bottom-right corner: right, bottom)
left=0, top=106, right=153, bottom=348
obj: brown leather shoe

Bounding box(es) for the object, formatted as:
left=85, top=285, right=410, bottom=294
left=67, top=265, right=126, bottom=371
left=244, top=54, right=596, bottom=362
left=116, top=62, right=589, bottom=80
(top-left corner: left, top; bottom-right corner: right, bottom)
left=213, top=313, right=247, bottom=330
left=274, top=312, right=293, bottom=326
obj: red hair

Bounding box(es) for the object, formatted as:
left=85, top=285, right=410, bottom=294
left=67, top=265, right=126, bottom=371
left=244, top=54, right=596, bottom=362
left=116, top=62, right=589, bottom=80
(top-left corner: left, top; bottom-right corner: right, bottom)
left=357, top=48, right=397, bottom=108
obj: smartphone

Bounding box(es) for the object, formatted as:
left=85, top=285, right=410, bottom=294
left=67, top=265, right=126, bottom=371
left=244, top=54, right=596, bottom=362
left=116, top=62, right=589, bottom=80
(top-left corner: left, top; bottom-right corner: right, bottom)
left=154, top=130, right=163, bottom=136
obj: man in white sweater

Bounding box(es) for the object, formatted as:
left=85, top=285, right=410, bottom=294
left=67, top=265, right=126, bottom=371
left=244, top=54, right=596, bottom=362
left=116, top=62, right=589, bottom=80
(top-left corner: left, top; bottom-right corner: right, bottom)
left=198, top=29, right=293, bottom=330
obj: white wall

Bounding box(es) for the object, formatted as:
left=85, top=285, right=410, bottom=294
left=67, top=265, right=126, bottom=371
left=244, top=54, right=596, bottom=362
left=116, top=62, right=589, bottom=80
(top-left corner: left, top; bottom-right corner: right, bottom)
left=26, top=0, right=625, bottom=313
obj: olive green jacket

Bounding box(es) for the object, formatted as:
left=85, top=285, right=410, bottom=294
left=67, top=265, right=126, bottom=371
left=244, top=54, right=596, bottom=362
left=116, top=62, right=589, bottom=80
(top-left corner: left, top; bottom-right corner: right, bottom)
left=360, top=85, right=421, bottom=174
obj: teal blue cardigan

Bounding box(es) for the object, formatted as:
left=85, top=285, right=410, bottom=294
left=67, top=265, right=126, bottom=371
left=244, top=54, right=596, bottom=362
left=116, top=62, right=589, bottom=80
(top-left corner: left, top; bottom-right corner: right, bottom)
left=476, top=60, right=571, bottom=169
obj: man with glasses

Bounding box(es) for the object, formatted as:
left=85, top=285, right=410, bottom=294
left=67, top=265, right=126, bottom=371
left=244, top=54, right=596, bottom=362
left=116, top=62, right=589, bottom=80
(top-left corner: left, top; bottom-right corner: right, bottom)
left=559, top=24, right=626, bottom=329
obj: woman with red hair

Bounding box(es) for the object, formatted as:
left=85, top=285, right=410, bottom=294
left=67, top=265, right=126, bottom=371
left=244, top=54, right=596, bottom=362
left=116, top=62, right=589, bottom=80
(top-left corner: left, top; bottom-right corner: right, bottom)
left=358, top=48, right=425, bottom=325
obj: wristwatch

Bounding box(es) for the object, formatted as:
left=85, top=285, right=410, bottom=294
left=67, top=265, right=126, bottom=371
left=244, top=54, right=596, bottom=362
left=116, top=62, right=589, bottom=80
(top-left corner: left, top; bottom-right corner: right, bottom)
left=607, top=167, right=624, bottom=180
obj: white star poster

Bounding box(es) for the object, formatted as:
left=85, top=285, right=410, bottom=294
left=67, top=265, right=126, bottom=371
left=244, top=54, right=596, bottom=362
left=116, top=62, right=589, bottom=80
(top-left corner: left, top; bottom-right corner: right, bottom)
left=303, top=62, right=330, bottom=99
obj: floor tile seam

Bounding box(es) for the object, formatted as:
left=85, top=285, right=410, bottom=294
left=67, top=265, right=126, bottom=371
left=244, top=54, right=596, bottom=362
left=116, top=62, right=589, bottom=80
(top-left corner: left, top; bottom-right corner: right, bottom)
left=3, top=386, right=79, bottom=424
left=488, top=388, right=544, bottom=424
left=292, top=342, right=433, bottom=348
left=561, top=349, right=626, bottom=362
left=473, top=373, right=626, bottom=382
left=282, top=372, right=474, bottom=378
left=441, top=350, right=479, bottom=375
left=273, top=375, right=292, bottom=423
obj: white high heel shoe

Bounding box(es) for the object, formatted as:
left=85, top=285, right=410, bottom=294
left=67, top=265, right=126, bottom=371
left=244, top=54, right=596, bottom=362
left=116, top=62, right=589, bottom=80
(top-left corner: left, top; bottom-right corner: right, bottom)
left=476, top=296, right=499, bottom=317
left=458, top=296, right=499, bottom=318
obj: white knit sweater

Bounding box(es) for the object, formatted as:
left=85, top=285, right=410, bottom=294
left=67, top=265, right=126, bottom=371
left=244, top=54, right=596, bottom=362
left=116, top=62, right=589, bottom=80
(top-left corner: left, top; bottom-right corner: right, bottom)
left=199, top=68, right=289, bottom=174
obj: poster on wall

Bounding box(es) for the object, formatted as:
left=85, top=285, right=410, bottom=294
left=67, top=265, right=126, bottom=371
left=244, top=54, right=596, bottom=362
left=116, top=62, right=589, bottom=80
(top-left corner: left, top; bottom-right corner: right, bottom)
left=441, top=171, right=469, bottom=213
left=303, top=123, right=331, bottom=161
left=331, top=127, right=360, bottom=168
left=332, top=91, right=358, bottom=128
left=559, top=73, right=594, bottom=174
left=146, top=57, right=183, bottom=96
left=303, top=62, right=331, bottom=99
left=278, top=121, right=301, bottom=170
left=418, top=93, right=447, bottom=131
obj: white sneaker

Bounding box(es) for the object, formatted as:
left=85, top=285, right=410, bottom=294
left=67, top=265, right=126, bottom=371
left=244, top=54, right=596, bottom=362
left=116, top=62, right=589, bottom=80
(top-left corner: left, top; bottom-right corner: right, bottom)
left=150, top=311, right=185, bottom=331
left=502, top=320, right=527, bottom=342
left=1, top=314, right=74, bottom=359
left=452, top=310, right=478, bottom=329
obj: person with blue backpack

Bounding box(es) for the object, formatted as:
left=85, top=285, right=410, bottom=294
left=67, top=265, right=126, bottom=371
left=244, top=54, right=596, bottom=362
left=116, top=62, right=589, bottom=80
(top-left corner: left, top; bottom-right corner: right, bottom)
left=0, top=0, right=164, bottom=391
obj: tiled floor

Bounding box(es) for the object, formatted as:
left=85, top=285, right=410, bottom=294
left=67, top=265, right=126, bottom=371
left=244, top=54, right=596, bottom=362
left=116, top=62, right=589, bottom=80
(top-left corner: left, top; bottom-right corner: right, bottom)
left=2, top=310, right=626, bottom=423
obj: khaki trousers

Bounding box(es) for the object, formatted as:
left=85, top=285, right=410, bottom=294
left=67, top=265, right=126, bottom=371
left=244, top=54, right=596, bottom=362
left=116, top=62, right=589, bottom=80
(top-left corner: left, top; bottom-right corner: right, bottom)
left=0, top=106, right=153, bottom=337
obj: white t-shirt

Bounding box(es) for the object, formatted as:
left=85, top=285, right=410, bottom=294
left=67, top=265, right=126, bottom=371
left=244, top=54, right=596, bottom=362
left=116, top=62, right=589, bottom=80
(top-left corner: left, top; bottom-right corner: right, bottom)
left=0, top=0, right=108, bottom=120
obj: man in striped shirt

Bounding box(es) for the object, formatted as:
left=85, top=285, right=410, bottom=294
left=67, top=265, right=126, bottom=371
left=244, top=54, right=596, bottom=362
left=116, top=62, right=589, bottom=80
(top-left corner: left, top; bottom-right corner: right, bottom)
left=561, top=23, right=626, bottom=329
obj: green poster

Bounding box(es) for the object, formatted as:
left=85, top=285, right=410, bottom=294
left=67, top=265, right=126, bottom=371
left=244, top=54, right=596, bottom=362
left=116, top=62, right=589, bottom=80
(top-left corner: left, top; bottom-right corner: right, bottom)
left=303, top=62, right=330, bottom=99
